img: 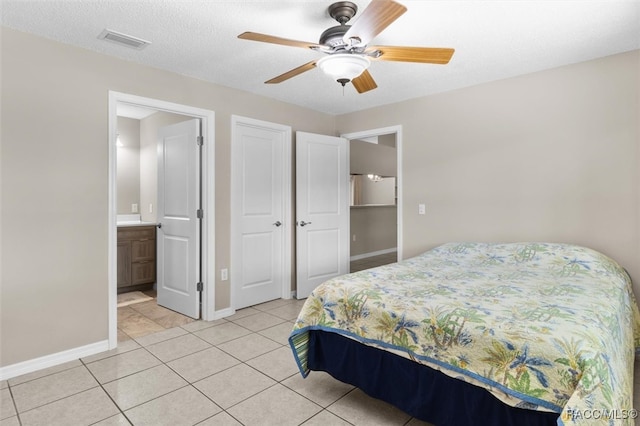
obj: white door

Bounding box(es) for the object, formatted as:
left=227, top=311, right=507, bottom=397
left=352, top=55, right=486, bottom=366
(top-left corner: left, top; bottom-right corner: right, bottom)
left=231, top=116, right=291, bottom=309
left=296, top=131, right=350, bottom=299
left=157, top=119, right=201, bottom=319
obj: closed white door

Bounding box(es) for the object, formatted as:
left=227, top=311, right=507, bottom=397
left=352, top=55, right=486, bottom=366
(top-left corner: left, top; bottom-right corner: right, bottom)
left=296, top=131, right=349, bottom=299
left=156, top=119, right=201, bottom=319
left=231, top=116, right=291, bottom=309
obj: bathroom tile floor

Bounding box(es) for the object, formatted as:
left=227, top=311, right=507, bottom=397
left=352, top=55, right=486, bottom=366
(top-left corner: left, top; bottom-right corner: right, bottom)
left=117, top=290, right=196, bottom=341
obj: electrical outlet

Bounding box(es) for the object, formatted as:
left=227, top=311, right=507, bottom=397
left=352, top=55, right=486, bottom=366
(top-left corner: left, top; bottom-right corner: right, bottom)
left=149, top=203, right=153, bottom=213
left=132, top=203, right=138, bottom=213
left=418, top=204, right=426, bottom=215
left=352, top=234, right=356, bottom=242
left=221, top=268, right=228, bottom=281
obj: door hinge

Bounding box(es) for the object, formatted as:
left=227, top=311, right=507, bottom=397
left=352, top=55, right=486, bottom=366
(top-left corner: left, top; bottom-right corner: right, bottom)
left=197, top=209, right=203, bottom=219
left=196, top=282, right=203, bottom=292
left=196, top=136, right=204, bottom=146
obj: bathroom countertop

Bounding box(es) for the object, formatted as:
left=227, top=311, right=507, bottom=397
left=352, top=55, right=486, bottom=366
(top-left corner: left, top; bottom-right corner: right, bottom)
left=117, top=221, right=157, bottom=228
left=117, top=214, right=156, bottom=228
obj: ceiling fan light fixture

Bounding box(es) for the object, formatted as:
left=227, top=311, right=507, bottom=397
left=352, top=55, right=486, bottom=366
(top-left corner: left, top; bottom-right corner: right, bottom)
left=317, top=53, right=370, bottom=83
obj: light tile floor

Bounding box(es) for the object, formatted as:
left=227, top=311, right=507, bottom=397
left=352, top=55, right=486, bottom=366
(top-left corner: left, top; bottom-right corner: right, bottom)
left=2, top=297, right=639, bottom=426
left=0, top=298, right=429, bottom=426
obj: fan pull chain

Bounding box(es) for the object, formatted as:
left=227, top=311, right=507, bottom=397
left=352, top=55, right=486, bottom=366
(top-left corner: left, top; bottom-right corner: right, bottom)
left=337, top=78, right=349, bottom=96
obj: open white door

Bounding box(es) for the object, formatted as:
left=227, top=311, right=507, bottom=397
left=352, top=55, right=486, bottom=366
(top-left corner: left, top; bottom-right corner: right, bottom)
left=231, top=116, right=291, bottom=309
left=296, top=131, right=349, bottom=299
left=157, top=119, right=201, bottom=319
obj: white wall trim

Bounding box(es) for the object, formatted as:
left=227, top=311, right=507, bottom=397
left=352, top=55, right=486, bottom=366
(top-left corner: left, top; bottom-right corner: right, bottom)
left=212, top=307, right=235, bottom=320
left=341, top=125, right=404, bottom=261
left=108, top=91, right=216, bottom=351
left=350, top=247, right=398, bottom=262
left=0, top=340, right=109, bottom=381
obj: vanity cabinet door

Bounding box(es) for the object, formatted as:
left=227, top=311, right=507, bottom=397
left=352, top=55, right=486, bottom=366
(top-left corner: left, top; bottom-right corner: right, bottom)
left=132, top=261, right=156, bottom=285
left=132, top=239, right=155, bottom=262
left=117, top=225, right=156, bottom=292
left=117, top=240, right=132, bottom=288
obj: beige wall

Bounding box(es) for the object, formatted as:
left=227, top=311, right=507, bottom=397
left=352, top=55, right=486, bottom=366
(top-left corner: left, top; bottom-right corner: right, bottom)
left=350, top=138, right=397, bottom=177
left=0, top=27, right=335, bottom=367
left=116, top=117, right=141, bottom=214
left=338, top=50, right=640, bottom=300
left=351, top=206, right=398, bottom=256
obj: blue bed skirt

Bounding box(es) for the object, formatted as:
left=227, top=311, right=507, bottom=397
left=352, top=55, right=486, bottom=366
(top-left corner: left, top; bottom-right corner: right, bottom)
left=306, top=330, right=559, bottom=426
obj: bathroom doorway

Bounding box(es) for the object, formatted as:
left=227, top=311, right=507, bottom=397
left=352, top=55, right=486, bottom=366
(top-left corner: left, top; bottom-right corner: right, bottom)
left=108, top=91, right=216, bottom=349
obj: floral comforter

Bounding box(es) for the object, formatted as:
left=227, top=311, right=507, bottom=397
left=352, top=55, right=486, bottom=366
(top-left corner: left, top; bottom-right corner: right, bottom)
left=289, top=243, right=640, bottom=425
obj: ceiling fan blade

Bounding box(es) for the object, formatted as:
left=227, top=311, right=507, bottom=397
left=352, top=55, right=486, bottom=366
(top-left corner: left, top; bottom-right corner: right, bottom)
left=265, top=61, right=317, bottom=84
left=238, top=32, right=320, bottom=50
left=344, top=0, right=407, bottom=46
left=368, top=45, right=455, bottom=64
left=352, top=70, right=378, bottom=93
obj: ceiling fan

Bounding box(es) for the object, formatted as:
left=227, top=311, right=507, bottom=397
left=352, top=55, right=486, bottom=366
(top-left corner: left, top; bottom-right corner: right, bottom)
left=238, top=0, right=455, bottom=94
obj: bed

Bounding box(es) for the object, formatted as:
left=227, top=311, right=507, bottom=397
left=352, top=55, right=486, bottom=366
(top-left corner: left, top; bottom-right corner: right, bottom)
left=289, top=242, right=640, bottom=425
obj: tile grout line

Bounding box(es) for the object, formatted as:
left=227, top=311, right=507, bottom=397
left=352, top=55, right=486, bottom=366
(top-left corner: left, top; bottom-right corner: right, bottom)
left=80, top=358, right=134, bottom=425
left=5, top=381, right=23, bottom=426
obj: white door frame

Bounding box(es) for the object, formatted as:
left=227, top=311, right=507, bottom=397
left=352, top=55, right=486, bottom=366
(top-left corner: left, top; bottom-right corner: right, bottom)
left=108, top=91, right=216, bottom=349
left=341, top=125, right=403, bottom=261
left=230, top=115, right=292, bottom=310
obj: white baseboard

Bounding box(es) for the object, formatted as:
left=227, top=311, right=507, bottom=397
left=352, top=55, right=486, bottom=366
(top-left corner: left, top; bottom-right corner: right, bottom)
left=212, top=307, right=235, bottom=320
left=350, top=248, right=397, bottom=262
left=0, top=340, right=109, bottom=381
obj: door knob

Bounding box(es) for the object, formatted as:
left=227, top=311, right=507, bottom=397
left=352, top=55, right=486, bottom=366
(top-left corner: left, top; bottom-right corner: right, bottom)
left=273, top=221, right=282, bottom=227
left=299, top=220, right=312, bottom=227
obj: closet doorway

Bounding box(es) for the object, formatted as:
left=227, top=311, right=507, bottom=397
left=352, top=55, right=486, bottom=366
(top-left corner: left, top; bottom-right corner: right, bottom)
left=341, top=126, right=403, bottom=271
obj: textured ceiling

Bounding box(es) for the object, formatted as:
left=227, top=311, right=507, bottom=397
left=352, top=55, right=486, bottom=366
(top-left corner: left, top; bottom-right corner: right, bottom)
left=2, top=0, right=639, bottom=115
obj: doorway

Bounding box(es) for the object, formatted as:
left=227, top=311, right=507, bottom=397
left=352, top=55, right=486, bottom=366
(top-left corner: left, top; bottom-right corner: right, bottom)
left=116, top=109, right=199, bottom=336
left=108, top=91, right=215, bottom=349
left=341, top=126, right=403, bottom=268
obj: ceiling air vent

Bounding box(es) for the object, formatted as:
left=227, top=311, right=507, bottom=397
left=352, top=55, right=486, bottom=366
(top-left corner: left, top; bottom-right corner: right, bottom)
left=98, top=29, right=150, bottom=50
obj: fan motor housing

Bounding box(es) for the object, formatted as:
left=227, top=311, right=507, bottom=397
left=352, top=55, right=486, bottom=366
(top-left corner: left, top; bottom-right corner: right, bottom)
left=319, top=25, right=350, bottom=49
left=320, top=2, right=360, bottom=51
